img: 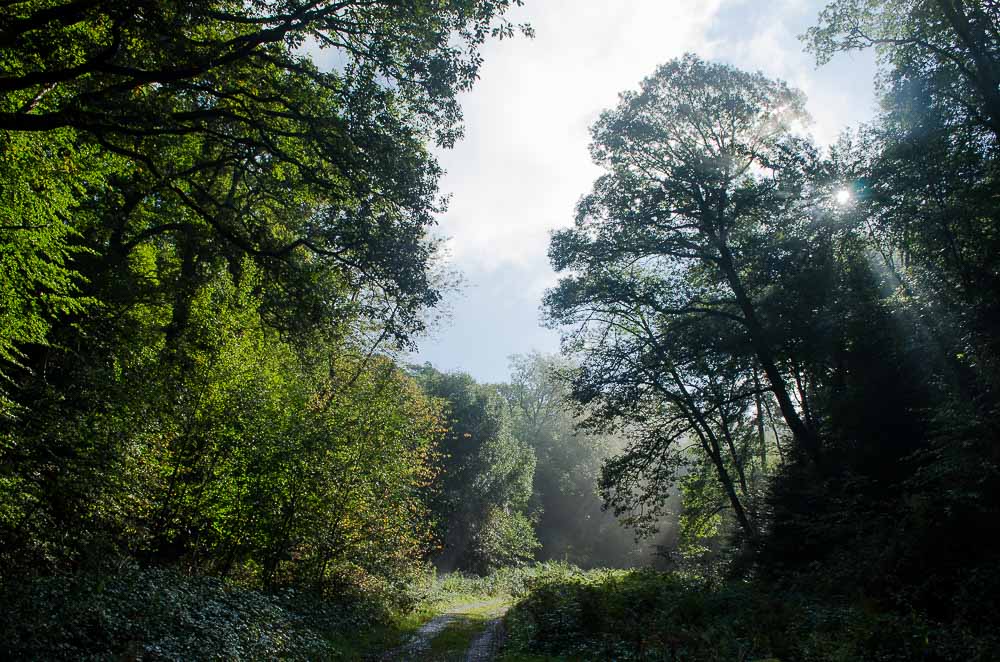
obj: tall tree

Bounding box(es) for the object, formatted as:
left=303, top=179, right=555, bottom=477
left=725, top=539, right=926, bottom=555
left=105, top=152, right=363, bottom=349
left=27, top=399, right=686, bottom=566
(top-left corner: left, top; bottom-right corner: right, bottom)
left=545, top=55, right=827, bottom=538
left=547, top=55, right=823, bottom=466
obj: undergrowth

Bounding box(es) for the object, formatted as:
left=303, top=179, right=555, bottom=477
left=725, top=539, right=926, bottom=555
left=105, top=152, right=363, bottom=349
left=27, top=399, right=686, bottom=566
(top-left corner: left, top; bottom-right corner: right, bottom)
left=0, top=563, right=392, bottom=661
left=0, top=560, right=578, bottom=660
left=499, top=567, right=1000, bottom=661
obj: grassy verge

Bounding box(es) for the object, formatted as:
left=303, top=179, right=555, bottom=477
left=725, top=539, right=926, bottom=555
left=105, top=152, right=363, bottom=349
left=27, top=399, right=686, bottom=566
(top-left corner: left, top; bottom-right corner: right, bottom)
left=0, top=565, right=374, bottom=660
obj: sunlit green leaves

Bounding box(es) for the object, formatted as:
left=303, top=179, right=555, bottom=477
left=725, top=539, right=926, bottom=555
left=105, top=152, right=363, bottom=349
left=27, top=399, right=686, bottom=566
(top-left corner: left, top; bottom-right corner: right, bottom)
left=0, top=128, right=125, bottom=385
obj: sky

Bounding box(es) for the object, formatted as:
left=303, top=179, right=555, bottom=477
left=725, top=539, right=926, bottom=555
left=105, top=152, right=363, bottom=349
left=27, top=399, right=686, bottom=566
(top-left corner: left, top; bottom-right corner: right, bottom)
left=409, top=0, right=880, bottom=383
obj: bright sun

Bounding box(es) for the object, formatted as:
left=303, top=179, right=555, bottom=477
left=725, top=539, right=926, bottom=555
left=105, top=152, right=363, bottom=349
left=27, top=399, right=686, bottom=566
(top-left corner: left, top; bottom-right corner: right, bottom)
left=835, top=188, right=852, bottom=205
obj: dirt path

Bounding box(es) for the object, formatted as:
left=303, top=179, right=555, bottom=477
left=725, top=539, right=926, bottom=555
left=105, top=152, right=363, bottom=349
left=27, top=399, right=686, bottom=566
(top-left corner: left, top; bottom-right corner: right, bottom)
left=382, top=612, right=460, bottom=660
left=381, top=598, right=509, bottom=661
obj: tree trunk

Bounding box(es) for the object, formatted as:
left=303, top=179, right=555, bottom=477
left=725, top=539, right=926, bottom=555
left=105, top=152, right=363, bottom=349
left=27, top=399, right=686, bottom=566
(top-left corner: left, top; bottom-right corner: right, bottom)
left=662, top=367, right=755, bottom=536
left=716, top=241, right=823, bottom=468
left=753, top=369, right=768, bottom=471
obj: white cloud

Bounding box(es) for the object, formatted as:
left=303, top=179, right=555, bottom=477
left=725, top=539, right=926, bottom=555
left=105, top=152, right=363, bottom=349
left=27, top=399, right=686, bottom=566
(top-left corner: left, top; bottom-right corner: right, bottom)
left=430, top=0, right=725, bottom=272
left=709, top=0, right=878, bottom=147
left=411, top=0, right=877, bottom=381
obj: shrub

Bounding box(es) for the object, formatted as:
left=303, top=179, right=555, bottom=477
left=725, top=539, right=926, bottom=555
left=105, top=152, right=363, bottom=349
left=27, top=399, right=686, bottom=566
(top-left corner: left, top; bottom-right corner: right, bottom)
left=0, top=564, right=387, bottom=660
left=501, top=568, right=1000, bottom=661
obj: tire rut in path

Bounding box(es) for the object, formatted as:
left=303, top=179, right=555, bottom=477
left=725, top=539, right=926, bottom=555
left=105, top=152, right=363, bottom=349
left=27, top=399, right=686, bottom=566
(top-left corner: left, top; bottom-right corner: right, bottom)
left=463, top=615, right=504, bottom=662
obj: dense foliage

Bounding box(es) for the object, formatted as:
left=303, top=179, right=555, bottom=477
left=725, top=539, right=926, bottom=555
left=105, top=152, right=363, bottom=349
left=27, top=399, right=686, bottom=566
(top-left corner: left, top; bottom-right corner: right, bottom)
left=1, top=271, right=444, bottom=589
left=503, top=566, right=1000, bottom=661
left=412, top=364, right=539, bottom=574
left=1, top=0, right=532, bottom=382
left=542, top=5, right=1000, bottom=658
left=411, top=355, right=671, bottom=574
left=0, top=0, right=530, bottom=653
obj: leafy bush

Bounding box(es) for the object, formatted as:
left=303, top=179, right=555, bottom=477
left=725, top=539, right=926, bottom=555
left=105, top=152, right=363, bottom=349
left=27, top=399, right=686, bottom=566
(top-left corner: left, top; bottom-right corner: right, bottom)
left=504, top=569, right=748, bottom=660
left=501, top=568, right=1000, bottom=661
left=0, top=564, right=388, bottom=661
left=414, top=561, right=582, bottom=607
left=470, top=508, right=541, bottom=574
